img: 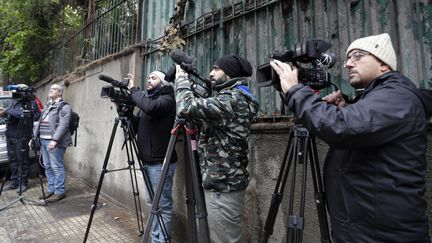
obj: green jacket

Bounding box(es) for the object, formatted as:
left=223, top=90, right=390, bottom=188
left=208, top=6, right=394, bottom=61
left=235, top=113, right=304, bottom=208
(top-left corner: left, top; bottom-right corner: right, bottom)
left=175, top=77, right=259, bottom=192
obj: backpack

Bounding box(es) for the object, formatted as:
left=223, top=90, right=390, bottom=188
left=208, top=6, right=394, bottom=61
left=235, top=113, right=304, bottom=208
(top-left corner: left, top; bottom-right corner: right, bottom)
left=58, top=101, right=80, bottom=146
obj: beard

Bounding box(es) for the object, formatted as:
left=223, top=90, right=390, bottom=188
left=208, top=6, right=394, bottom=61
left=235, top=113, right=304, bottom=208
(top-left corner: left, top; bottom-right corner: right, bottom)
left=210, top=74, right=229, bottom=87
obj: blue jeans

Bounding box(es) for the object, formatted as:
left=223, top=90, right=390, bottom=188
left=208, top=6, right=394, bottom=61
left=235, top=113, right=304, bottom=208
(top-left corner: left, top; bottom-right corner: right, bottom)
left=41, top=139, right=66, bottom=195
left=145, top=163, right=176, bottom=243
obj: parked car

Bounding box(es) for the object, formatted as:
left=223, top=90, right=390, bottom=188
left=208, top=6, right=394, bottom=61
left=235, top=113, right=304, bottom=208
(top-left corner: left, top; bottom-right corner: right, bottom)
left=0, top=91, right=38, bottom=176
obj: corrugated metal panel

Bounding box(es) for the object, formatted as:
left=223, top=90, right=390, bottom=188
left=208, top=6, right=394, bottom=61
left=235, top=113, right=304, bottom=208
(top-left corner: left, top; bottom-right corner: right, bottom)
left=140, top=0, right=432, bottom=117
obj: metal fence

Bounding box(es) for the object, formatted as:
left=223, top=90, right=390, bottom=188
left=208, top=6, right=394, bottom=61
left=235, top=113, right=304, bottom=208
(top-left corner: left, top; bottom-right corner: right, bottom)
left=48, top=0, right=432, bottom=117
left=51, top=0, right=138, bottom=76
left=139, top=0, right=432, bottom=117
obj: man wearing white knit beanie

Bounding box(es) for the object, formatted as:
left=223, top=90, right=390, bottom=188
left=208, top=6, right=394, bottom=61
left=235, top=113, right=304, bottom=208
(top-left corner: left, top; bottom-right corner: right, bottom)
left=270, top=33, right=431, bottom=242
left=128, top=70, right=177, bottom=243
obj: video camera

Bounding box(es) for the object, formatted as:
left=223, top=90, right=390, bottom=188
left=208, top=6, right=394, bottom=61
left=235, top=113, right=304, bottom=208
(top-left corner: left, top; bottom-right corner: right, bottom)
left=257, top=39, right=337, bottom=91
left=7, top=85, right=36, bottom=102
left=99, top=74, right=134, bottom=117
left=99, top=74, right=132, bottom=102
left=164, top=49, right=211, bottom=98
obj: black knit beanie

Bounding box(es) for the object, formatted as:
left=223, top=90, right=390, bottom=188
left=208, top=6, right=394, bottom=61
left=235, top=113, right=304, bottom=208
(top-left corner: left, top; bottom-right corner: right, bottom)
left=214, top=55, right=252, bottom=78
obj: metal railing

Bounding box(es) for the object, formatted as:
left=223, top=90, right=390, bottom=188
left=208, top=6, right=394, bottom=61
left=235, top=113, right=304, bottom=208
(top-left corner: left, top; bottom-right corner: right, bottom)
left=51, top=0, right=138, bottom=76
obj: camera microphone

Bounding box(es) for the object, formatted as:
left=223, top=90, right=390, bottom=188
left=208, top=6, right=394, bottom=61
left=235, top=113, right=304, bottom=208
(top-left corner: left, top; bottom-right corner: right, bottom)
left=98, top=74, right=129, bottom=89
left=169, top=49, right=199, bottom=75
left=7, top=84, right=29, bottom=91
left=170, top=49, right=196, bottom=65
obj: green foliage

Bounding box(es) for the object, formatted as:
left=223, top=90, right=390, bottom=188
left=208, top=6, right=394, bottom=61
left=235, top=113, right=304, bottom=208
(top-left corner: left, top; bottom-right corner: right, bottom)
left=0, top=0, right=85, bottom=84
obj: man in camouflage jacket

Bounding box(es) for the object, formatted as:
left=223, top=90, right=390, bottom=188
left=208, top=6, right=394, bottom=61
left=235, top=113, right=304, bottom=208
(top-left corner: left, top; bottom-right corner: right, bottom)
left=174, top=55, right=259, bottom=243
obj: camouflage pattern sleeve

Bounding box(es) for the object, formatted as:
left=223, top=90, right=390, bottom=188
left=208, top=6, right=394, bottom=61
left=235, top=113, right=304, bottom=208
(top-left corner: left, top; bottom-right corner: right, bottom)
left=174, top=76, right=235, bottom=121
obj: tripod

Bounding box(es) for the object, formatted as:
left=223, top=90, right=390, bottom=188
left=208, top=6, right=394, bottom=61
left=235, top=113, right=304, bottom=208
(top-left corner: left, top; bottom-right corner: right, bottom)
left=141, top=118, right=210, bottom=243
left=83, top=103, right=167, bottom=242
left=262, top=124, right=331, bottom=243
left=0, top=100, right=47, bottom=210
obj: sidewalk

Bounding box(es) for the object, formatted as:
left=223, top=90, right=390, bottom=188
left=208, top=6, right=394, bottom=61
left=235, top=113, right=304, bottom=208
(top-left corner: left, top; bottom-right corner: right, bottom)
left=0, top=174, right=143, bottom=243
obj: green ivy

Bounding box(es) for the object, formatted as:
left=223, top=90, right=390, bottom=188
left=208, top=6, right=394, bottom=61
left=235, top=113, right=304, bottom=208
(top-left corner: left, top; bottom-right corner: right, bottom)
left=0, top=0, right=85, bottom=85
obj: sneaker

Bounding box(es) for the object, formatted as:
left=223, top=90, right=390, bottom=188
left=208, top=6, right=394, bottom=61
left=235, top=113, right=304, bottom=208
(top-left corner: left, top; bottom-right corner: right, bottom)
left=16, top=185, right=28, bottom=193
left=3, top=182, right=19, bottom=191
left=46, top=194, right=66, bottom=203
left=39, top=192, right=54, bottom=200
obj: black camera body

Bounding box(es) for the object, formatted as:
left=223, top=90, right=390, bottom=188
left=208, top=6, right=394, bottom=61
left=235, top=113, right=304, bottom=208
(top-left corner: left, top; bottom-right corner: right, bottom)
left=100, top=85, right=132, bottom=104
left=257, top=39, right=336, bottom=91
left=99, top=74, right=134, bottom=117
left=12, top=88, right=36, bottom=102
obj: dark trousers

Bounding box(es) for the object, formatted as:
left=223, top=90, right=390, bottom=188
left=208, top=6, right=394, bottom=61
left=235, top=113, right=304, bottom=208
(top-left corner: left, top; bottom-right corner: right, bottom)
left=6, top=137, right=30, bottom=186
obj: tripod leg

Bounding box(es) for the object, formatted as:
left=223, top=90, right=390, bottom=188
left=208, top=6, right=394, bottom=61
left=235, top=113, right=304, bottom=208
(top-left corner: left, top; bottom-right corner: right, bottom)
left=184, top=144, right=198, bottom=243
left=125, top=140, right=145, bottom=235
left=83, top=118, right=120, bottom=243
left=184, top=123, right=210, bottom=243
left=141, top=124, right=180, bottom=243
left=36, top=153, right=47, bottom=205
left=0, top=168, right=9, bottom=196
left=308, top=137, right=331, bottom=243
left=262, top=129, right=296, bottom=243
left=286, top=132, right=301, bottom=242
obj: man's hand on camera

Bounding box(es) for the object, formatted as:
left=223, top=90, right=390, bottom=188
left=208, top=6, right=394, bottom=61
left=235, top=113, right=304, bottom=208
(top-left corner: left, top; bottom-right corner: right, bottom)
left=270, top=60, right=299, bottom=93
left=127, top=73, right=135, bottom=89
left=322, top=90, right=346, bottom=108
left=175, top=65, right=188, bottom=80
left=0, top=108, right=5, bottom=117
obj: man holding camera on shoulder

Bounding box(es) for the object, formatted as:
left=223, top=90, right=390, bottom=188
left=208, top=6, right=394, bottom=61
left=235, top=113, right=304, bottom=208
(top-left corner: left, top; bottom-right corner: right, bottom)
left=174, top=55, right=259, bottom=243
left=128, top=71, right=177, bottom=243
left=271, top=33, right=431, bottom=242
left=0, top=84, right=40, bottom=193
left=35, top=84, right=72, bottom=203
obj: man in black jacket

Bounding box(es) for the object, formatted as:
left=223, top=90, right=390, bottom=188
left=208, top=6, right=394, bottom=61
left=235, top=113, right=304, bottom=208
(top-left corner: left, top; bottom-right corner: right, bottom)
left=271, top=33, right=431, bottom=242
left=129, top=71, right=177, bottom=243
left=0, top=84, right=40, bottom=193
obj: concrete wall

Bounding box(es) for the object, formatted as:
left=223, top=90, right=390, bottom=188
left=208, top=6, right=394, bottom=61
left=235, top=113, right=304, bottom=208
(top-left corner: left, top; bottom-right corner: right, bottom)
left=33, top=54, right=432, bottom=243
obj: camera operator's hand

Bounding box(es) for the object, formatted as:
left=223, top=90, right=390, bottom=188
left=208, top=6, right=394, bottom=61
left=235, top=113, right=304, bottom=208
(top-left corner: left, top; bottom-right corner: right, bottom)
left=322, top=90, right=346, bottom=108
left=270, top=60, right=299, bottom=93
left=48, top=140, right=57, bottom=150
left=127, top=73, right=135, bottom=89
left=175, top=65, right=188, bottom=80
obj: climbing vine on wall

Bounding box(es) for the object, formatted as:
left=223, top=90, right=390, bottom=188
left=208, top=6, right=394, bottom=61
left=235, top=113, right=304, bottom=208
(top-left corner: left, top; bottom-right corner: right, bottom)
left=159, top=0, right=194, bottom=53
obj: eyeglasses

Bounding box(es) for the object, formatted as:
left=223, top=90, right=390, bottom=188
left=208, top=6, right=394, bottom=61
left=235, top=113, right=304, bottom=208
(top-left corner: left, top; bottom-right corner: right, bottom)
left=344, top=51, right=370, bottom=66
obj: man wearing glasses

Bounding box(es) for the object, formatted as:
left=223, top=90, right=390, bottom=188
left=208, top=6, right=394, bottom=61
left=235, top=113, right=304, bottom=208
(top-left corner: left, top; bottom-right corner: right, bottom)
left=270, top=33, right=431, bottom=242
left=35, top=84, right=71, bottom=203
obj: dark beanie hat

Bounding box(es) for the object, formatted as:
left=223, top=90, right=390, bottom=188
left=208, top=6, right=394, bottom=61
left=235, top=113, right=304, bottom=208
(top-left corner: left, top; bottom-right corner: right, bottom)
left=214, top=55, right=252, bottom=78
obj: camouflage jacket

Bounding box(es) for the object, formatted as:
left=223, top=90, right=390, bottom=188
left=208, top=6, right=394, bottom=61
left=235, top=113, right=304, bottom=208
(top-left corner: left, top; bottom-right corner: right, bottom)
left=175, top=76, right=259, bottom=192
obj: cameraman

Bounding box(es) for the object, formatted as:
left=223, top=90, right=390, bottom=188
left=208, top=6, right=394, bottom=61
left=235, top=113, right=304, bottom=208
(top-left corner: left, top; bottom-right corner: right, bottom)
left=128, top=71, right=177, bottom=243
left=174, top=55, right=259, bottom=243
left=271, top=33, right=431, bottom=242
left=0, top=84, right=41, bottom=193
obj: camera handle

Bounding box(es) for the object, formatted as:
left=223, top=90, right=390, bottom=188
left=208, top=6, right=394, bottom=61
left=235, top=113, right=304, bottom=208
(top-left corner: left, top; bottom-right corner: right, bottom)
left=261, top=124, right=331, bottom=243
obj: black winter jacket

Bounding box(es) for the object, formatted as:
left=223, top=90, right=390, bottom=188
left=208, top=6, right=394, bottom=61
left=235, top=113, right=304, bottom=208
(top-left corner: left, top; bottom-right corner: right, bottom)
left=284, top=71, right=431, bottom=242
left=5, top=99, right=41, bottom=138
left=130, top=85, right=177, bottom=164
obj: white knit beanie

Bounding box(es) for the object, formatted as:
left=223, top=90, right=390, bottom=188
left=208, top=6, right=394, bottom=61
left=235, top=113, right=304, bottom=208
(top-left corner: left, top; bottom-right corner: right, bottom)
left=346, top=33, right=397, bottom=71
left=150, top=71, right=169, bottom=86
